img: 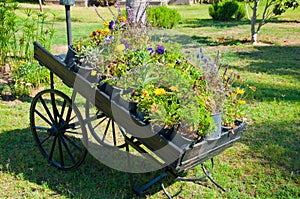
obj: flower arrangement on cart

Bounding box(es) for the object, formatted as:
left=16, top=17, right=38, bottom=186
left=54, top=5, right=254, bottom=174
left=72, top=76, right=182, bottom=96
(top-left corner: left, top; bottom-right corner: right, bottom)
left=73, top=8, right=255, bottom=142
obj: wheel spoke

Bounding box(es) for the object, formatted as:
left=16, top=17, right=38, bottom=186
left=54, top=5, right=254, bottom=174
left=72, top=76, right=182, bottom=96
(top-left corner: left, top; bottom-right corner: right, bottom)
left=83, top=112, right=105, bottom=124
left=39, top=96, right=55, bottom=124
left=60, top=135, right=76, bottom=164
left=50, top=93, right=59, bottom=123
left=58, top=135, right=64, bottom=168
left=102, top=118, right=111, bottom=141
left=62, top=134, right=83, bottom=152
left=49, top=135, right=58, bottom=160
left=34, top=125, right=51, bottom=131
left=112, top=120, right=117, bottom=146
left=59, top=99, right=67, bottom=124
left=39, top=134, right=52, bottom=146
left=65, top=130, right=82, bottom=135
left=94, top=116, right=108, bottom=131
left=34, top=109, right=52, bottom=127
left=65, top=105, right=73, bottom=125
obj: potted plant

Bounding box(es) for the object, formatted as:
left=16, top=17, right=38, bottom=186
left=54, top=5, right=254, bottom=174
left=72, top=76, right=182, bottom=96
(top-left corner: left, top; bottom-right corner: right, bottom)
left=73, top=7, right=252, bottom=142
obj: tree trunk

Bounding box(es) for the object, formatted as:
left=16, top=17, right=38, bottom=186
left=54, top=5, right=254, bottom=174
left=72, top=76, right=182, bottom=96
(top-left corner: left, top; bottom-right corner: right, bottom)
left=38, top=0, right=43, bottom=12
left=126, top=0, right=146, bottom=24
left=251, top=0, right=259, bottom=44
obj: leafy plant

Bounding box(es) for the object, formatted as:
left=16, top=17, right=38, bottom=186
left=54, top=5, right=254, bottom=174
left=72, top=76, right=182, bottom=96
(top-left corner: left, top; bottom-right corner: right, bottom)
left=147, top=5, right=181, bottom=29
left=74, top=5, right=251, bottom=138
left=9, top=61, right=50, bottom=97
left=0, top=1, right=18, bottom=66
left=209, top=0, right=240, bottom=21
left=234, top=2, right=246, bottom=20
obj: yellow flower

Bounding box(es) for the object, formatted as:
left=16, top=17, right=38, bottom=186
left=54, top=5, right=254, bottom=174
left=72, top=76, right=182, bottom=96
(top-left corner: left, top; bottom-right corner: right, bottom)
left=236, top=89, right=245, bottom=95
left=102, top=28, right=110, bottom=36
left=237, top=100, right=246, bottom=105
left=91, top=70, right=97, bottom=76
left=115, top=44, right=125, bottom=52
left=154, top=88, right=166, bottom=96
left=119, top=16, right=126, bottom=22
left=104, top=21, right=109, bottom=27
left=169, top=86, right=178, bottom=92
left=231, top=93, right=237, bottom=98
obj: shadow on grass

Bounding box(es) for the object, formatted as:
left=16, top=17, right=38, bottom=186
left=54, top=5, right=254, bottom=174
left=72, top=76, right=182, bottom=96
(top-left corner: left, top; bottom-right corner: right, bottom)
left=0, top=127, right=180, bottom=198
left=181, top=18, right=299, bottom=29
left=241, top=120, right=300, bottom=175
left=242, top=80, right=300, bottom=102
left=228, top=45, right=300, bottom=102
left=181, top=18, right=250, bottom=29
left=235, top=45, right=300, bottom=77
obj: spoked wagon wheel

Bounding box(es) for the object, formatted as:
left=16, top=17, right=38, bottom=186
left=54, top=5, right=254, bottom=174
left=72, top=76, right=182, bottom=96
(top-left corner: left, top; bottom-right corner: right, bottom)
left=85, top=101, right=127, bottom=148
left=30, top=89, right=87, bottom=170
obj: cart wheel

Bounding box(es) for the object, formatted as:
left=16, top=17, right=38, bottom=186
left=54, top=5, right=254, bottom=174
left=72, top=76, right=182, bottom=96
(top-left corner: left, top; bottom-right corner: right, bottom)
left=30, top=89, right=87, bottom=170
left=85, top=101, right=127, bottom=148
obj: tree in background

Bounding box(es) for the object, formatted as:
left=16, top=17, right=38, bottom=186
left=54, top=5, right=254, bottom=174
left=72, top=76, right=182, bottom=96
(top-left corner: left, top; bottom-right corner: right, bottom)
left=246, top=0, right=299, bottom=44
left=38, top=0, right=43, bottom=12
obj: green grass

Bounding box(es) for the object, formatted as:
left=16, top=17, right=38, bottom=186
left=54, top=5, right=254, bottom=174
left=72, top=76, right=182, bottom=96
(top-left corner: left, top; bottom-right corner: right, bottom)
left=1, top=3, right=300, bottom=199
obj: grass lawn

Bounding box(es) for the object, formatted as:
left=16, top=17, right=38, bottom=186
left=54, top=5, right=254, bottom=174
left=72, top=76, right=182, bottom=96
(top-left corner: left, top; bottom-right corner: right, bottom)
left=0, top=3, right=299, bottom=199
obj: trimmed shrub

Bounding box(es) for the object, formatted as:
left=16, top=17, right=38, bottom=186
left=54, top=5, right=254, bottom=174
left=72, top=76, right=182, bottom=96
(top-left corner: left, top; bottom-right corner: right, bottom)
left=234, top=2, right=246, bottom=20
left=209, top=0, right=241, bottom=21
left=147, top=6, right=181, bottom=29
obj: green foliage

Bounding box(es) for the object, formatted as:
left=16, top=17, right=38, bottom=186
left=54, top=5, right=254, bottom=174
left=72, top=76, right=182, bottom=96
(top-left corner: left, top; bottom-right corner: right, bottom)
left=209, top=0, right=244, bottom=21
left=0, top=1, right=18, bottom=66
left=0, top=2, right=55, bottom=67
left=273, top=0, right=299, bottom=15
left=234, top=2, right=246, bottom=20
left=0, top=2, right=55, bottom=97
left=10, top=61, right=49, bottom=97
left=18, top=9, right=56, bottom=60
left=147, top=6, right=181, bottom=29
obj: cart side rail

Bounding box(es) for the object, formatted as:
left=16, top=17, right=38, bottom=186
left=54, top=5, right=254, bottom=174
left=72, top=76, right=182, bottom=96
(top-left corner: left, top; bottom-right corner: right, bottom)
left=34, top=41, right=75, bottom=88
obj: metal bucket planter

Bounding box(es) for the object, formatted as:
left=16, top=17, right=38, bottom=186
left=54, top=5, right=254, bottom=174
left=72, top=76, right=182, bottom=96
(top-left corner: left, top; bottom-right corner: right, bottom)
left=206, top=112, right=222, bottom=141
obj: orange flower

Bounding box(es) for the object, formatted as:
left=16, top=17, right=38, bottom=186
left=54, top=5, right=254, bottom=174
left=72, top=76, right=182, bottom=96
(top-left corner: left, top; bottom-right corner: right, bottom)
left=119, top=16, right=126, bottom=23
left=102, top=28, right=110, bottom=36
left=89, top=31, right=96, bottom=38
left=154, top=88, right=166, bottom=96
left=142, top=89, right=148, bottom=97
left=96, top=29, right=102, bottom=34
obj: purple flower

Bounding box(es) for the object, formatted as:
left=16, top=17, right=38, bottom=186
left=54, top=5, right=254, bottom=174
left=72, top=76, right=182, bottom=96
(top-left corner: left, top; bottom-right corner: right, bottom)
left=123, top=40, right=130, bottom=49
left=156, top=45, right=165, bottom=55
left=127, top=62, right=131, bottom=66
left=147, top=47, right=154, bottom=54
left=109, top=20, right=115, bottom=30
left=176, top=60, right=181, bottom=66
left=104, top=35, right=113, bottom=44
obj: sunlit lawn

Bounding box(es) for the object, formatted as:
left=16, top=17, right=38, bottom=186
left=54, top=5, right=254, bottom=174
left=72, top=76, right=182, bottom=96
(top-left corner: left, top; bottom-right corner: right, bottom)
left=0, top=3, right=299, bottom=199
